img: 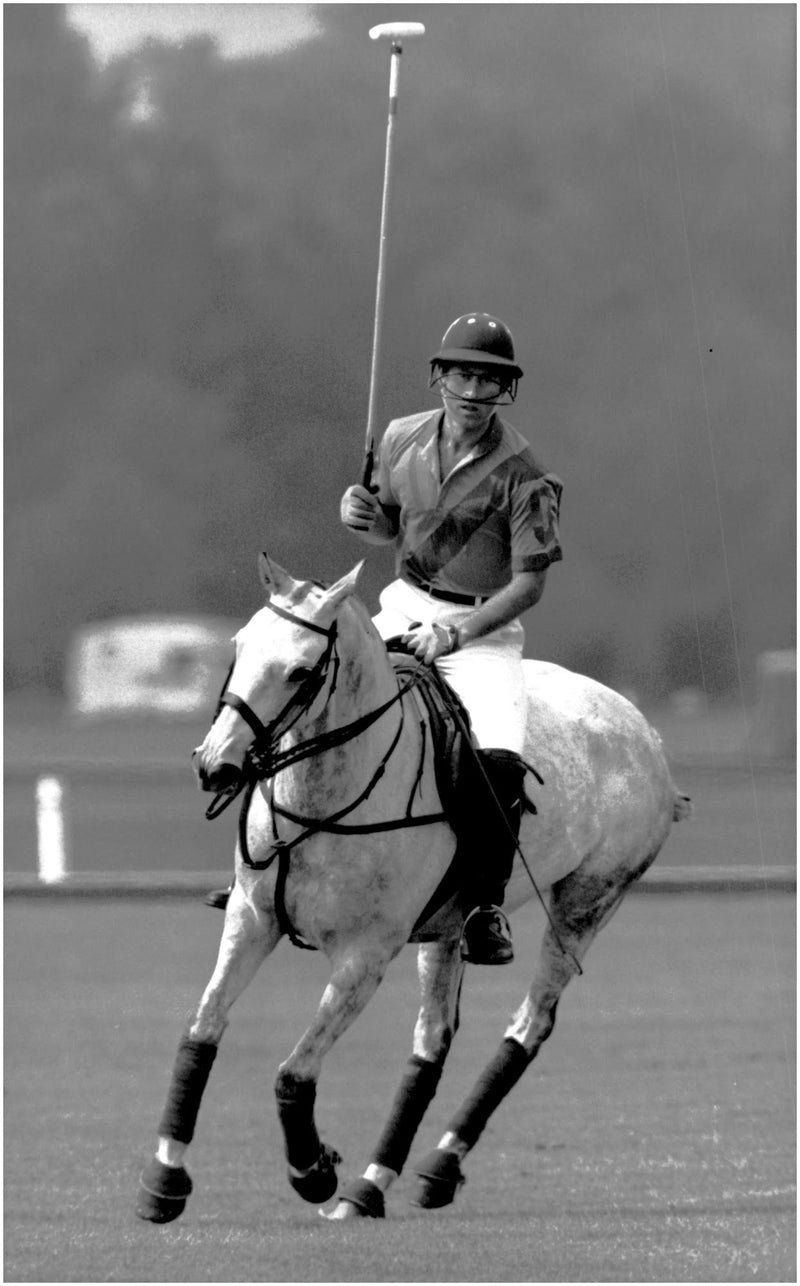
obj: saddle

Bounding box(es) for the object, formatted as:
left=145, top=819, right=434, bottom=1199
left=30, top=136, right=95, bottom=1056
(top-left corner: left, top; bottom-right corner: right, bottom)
left=386, top=643, right=477, bottom=838
left=386, top=641, right=537, bottom=839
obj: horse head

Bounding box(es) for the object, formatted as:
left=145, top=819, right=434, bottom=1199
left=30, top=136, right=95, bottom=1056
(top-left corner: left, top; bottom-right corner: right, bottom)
left=192, top=553, right=365, bottom=795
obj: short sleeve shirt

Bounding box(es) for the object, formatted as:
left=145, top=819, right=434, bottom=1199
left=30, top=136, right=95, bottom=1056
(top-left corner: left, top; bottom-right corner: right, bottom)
left=375, top=410, right=563, bottom=598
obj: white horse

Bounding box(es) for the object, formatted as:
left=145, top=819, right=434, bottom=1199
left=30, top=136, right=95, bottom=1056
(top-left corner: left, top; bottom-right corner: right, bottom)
left=136, top=555, right=691, bottom=1223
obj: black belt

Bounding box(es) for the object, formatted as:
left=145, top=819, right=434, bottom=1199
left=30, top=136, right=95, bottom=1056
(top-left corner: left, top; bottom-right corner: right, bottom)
left=404, top=577, right=489, bottom=607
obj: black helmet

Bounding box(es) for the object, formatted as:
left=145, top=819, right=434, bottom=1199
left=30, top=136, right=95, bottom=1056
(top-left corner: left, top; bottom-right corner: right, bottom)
left=429, top=313, right=523, bottom=380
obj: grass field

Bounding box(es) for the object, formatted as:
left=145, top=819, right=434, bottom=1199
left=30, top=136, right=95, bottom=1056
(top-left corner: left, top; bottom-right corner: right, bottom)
left=4, top=893, right=795, bottom=1282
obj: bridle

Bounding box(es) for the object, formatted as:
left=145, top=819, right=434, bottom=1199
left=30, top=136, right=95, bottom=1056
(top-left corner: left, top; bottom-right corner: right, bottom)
left=209, top=598, right=342, bottom=807
left=203, top=596, right=444, bottom=866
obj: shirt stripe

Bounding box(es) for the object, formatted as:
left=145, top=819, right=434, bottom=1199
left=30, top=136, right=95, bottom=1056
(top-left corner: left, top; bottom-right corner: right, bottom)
left=376, top=410, right=563, bottom=597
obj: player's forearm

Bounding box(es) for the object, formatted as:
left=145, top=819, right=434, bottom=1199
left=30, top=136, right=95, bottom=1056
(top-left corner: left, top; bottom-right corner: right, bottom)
left=456, top=570, right=548, bottom=647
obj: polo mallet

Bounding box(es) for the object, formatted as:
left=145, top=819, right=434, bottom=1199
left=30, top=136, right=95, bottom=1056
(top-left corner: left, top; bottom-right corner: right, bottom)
left=362, top=21, right=425, bottom=489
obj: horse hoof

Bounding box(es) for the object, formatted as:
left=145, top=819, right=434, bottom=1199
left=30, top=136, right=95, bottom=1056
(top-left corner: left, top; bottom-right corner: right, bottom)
left=321, top=1199, right=362, bottom=1222
left=136, top=1158, right=192, bottom=1224
left=334, top=1178, right=386, bottom=1219
left=288, top=1142, right=341, bottom=1204
left=410, top=1149, right=466, bottom=1209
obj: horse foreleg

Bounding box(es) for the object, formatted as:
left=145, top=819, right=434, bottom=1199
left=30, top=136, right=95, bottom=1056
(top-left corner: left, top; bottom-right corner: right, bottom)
left=136, top=893, right=279, bottom=1223
left=326, top=937, right=465, bottom=1220
left=275, top=941, right=396, bottom=1206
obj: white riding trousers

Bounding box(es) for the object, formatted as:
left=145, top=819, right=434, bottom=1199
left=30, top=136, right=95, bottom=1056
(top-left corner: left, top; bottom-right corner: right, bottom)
left=372, top=578, right=527, bottom=754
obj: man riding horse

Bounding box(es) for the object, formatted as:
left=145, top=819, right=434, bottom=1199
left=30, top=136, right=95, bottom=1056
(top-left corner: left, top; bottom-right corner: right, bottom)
left=339, top=313, right=563, bottom=965
left=140, top=318, right=692, bottom=1227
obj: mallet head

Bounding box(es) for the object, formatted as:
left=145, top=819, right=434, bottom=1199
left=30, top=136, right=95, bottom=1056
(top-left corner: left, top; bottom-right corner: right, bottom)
left=369, top=22, right=425, bottom=46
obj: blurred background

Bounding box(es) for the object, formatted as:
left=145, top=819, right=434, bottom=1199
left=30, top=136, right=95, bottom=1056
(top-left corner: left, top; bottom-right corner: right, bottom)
left=4, top=3, right=795, bottom=877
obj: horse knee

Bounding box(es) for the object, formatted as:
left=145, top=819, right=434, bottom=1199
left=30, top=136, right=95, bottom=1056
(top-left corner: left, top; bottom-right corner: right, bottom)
left=187, top=1018, right=226, bottom=1045
left=506, top=996, right=559, bottom=1053
left=414, top=1019, right=453, bottom=1064
left=531, top=999, right=558, bottom=1049
left=188, top=996, right=229, bottom=1045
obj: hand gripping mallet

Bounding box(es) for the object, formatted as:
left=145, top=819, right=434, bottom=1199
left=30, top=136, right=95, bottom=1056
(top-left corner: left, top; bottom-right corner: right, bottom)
left=362, top=21, right=425, bottom=488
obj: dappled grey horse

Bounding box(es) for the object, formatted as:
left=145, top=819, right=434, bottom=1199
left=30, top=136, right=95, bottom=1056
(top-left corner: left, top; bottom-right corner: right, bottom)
left=136, top=555, right=690, bottom=1223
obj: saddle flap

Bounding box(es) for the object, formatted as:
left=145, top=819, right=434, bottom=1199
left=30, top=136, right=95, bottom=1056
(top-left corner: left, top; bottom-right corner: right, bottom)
left=388, top=650, right=475, bottom=832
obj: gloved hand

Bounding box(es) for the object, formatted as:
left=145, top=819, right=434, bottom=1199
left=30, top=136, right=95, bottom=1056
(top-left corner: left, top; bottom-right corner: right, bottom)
left=402, top=620, right=459, bottom=666
left=340, top=484, right=381, bottom=533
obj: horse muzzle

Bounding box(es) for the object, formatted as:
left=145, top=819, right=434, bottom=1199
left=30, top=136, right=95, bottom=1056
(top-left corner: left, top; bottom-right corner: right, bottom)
left=191, top=749, right=243, bottom=795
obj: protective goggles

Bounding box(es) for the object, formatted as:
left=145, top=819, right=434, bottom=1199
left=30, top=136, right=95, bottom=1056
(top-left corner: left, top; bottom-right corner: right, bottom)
left=430, top=364, right=517, bottom=405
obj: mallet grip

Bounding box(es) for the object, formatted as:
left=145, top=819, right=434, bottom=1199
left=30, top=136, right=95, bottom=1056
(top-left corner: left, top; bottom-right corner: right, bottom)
left=361, top=446, right=376, bottom=490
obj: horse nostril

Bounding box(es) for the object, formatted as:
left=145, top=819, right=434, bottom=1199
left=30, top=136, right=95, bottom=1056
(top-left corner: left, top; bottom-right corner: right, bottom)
left=195, top=760, right=242, bottom=794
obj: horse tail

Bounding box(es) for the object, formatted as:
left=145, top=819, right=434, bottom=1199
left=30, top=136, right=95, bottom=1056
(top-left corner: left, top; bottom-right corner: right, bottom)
left=672, top=791, right=693, bottom=823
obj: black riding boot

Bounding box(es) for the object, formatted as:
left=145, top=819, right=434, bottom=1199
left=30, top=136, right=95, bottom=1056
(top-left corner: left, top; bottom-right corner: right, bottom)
left=460, top=748, right=527, bottom=966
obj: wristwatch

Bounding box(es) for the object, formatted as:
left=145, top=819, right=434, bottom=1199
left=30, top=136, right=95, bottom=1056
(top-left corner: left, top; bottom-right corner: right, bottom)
left=438, top=623, right=460, bottom=655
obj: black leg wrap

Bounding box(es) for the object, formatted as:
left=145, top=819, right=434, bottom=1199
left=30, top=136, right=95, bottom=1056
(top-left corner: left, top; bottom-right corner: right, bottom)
left=338, top=1177, right=386, bottom=1219
left=445, top=1037, right=531, bottom=1149
left=410, top=1149, right=466, bottom=1209
left=135, top=1157, right=193, bottom=1224
left=287, top=1141, right=342, bottom=1204
left=275, top=1072, right=323, bottom=1172
left=372, top=1054, right=447, bottom=1175
left=157, top=1038, right=218, bottom=1145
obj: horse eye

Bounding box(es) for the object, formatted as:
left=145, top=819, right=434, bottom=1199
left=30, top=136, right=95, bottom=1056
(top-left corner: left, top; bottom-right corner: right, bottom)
left=287, top=666, right=314, bottom=684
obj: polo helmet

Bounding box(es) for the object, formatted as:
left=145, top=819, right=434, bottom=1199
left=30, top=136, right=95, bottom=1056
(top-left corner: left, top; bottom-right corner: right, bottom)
left=430, top=313, right=523, bottom=380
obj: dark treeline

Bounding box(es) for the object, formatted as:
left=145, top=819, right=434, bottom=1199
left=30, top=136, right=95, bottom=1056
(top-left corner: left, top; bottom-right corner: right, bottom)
left=5, top=4, right=795, bottom=699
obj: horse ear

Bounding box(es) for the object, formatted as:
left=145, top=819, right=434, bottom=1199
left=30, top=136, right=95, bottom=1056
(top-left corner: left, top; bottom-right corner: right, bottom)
left=258, top=553, right=293, bottom=596
left=322, top=560, right=365, bottom=609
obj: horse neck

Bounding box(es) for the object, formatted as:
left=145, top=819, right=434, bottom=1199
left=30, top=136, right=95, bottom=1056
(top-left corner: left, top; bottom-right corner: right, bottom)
left=329, top=600, right=397, bottom=722
left=281, top=599, right=400, bottom=793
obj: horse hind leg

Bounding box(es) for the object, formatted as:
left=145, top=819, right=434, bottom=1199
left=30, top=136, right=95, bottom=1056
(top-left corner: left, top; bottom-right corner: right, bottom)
left=412, top=865, right=636, bottom=1209
left=326, top=936, right=465, bottom=1220
left=136, top=892, right=279, bottom=1223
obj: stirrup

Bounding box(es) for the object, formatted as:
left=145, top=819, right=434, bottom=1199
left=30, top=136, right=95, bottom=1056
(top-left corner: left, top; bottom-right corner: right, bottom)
left=460, top=905, right=514, bottom=965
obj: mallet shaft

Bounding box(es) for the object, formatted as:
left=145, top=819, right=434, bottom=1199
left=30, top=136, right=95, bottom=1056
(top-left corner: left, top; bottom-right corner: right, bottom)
left=362, top=22, right=425, bottom=488
left=363, top=43, right=402, bottom=486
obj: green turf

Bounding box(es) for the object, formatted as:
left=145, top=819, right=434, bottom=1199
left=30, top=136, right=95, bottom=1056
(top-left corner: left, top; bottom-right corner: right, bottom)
left=4, top=895, right=795, bottom=1281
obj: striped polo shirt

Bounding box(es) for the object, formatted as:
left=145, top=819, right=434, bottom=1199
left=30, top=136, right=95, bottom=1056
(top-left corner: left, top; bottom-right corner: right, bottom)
left=375, top=409, right=563, bottom=598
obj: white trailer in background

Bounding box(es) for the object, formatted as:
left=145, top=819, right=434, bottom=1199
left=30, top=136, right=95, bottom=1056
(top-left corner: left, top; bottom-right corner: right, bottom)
left=750, top=649, right=796, bottom=762
left=65, top=614, right=240, bottom=719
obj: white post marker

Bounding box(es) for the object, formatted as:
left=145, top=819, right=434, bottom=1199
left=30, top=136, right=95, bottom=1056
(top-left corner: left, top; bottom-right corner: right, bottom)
left=36, top=775, right=68, bottom=883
